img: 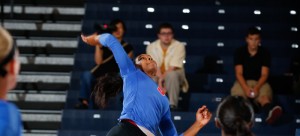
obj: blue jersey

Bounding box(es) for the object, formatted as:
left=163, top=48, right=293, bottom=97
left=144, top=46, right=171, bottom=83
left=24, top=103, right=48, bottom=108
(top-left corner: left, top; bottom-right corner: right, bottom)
left=0, top=100, right=22, bottom=136
left=99, top=34, right=182, bottom=136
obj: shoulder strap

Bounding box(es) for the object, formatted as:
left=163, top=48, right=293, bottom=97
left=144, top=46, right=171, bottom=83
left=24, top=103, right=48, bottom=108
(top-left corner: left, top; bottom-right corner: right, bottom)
left=102, top=41, right=128, bottom=64
left=90, top=42, right=129, bottom=73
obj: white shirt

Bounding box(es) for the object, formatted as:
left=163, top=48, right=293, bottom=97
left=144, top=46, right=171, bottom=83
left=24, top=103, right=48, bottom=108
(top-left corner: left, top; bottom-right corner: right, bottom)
left=146, top=39, right=189, bottom=93
left=146, top=39, right=186, bottom=71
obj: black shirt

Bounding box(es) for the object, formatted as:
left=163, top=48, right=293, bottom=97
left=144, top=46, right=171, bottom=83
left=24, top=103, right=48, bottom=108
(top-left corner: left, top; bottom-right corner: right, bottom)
left=234, top=46, right=271, bottom=81
left=92, top=40, right=133, bottom=77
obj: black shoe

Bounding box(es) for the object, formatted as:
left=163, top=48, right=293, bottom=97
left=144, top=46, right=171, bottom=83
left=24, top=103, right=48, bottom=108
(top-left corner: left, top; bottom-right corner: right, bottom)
left=75, top=102, right=88, bottom=109
left=265, top=106, right=282, bottom=125
left=170, top=105, right=180, bottom=111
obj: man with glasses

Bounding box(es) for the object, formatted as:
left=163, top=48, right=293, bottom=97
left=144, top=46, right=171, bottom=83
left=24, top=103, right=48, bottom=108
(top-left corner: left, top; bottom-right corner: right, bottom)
left=146, top=23, right=188, bottom=110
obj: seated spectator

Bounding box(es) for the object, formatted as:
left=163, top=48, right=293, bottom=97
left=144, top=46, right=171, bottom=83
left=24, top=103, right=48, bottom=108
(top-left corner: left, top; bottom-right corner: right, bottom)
left=0, top=27, right=23, bottom=135
left=146, top=23, right=189, bottom=110
left=231, top=27, right=282, bottom=124
left=215, top=96, right=254, bottom=136
left=75, top=19, right=134, bottom=109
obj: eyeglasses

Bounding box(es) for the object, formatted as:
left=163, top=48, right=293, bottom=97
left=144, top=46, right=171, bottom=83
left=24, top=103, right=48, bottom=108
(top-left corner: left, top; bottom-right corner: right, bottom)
left=159, top=32, right=173, bottom=36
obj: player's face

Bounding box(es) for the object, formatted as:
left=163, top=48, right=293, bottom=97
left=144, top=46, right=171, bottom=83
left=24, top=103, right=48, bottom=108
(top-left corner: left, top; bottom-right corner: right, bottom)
left=136, top=54, right=157, bottom=74
left=246, top=34, right=261, bottom=50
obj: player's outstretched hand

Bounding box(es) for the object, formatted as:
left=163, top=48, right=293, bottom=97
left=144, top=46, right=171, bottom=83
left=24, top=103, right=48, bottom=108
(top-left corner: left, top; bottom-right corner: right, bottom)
left=81, top=33, right=101, bottom=47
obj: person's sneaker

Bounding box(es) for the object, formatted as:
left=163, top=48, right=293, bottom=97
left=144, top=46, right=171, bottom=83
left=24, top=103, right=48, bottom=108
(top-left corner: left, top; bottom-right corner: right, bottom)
left=170, top=105, right=178, bottom=111
left=265, top=106, right=282, bottom=125
left=74, top=102, right=88, bottom=109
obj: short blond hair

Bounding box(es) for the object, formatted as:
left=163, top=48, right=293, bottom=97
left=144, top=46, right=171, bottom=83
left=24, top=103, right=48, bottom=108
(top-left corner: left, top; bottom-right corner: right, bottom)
left=0, top=27, right=13, bottom=62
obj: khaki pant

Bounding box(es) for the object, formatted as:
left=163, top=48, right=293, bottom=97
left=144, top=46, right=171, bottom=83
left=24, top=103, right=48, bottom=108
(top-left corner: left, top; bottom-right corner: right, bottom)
left=164, top=69, right=186, bottom=107
left=231, top=80, right=273, bottom=102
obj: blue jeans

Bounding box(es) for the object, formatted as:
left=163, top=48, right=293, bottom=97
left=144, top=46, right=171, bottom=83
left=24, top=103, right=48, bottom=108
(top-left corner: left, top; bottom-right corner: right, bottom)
left=79, top=71, right=95, bottom=109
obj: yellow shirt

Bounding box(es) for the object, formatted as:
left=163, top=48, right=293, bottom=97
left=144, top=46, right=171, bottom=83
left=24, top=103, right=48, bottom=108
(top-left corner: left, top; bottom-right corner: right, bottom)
left=160, top=48, right=167, bottom=74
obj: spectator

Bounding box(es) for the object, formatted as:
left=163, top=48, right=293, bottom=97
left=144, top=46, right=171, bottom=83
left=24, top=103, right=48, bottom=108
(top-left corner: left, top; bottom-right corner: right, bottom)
left=146, top=23, right=188, bottom=110
left=0, top=27, right=23, bottom=136
left=215, top=96, right=254, bottom=136
left=75, top=19, right=134, bottom=109
left=231, top=27, right=282, bottom=124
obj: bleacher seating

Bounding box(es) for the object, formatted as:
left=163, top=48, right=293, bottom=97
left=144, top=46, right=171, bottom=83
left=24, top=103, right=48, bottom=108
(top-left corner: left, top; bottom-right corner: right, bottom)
left=59, top=108, right=300, bottom=136
left=2, top=0, right=297, bottom=135
left=1, top=0, right=84, bottom=135
left=297, top=128, right=300, bottom=136
left=60, top=0, right=299, bottom=135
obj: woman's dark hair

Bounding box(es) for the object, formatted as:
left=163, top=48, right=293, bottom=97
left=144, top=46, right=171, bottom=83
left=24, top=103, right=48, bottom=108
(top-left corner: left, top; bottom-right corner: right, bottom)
left=92, top=72, right=123, bottom=108
left=110, top=19, right=127, bottom=33
left=216, top=96, right=254, bottom=136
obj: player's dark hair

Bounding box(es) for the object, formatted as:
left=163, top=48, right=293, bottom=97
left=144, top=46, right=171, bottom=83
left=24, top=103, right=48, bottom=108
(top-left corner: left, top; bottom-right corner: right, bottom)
left=92, top=73, right=123, bottom=108
left=216, top=96, right=254, bottom=136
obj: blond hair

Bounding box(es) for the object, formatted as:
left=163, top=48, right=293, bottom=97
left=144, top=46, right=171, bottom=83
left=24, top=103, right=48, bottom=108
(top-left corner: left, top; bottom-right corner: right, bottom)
left=0, top=27, right=13, bottom=62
